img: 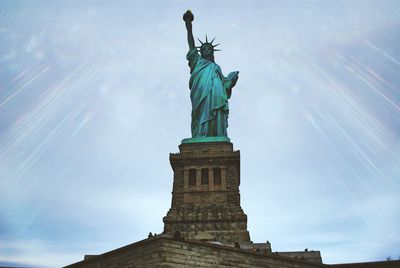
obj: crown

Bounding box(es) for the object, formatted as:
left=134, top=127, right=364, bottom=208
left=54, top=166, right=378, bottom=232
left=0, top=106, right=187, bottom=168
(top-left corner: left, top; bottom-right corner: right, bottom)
left=196, top=35, right=221, bottom=52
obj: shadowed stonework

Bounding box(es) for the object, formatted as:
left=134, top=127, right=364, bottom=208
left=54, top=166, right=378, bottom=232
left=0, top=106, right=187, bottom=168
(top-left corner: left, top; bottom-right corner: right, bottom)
left=64, top=237, right=325, bottom=268
left=64, top=140, right=328, bottom=267
left=163, top=142, right=250, bottom=244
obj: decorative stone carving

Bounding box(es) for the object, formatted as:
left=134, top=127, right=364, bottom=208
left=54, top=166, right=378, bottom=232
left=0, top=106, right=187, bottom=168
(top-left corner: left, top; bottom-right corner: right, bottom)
left=163, top=142, right=251, bottom=245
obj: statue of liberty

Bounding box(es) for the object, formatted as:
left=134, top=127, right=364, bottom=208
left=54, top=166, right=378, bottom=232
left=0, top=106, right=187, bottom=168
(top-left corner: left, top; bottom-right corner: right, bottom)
left=182, top=10, right=239, bottom=143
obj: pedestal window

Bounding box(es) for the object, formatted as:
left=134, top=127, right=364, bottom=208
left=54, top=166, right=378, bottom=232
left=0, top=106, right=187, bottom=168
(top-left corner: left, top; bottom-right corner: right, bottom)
left=214, top=167, right=221, bottom=186
left=201, top=168, right=209, bottom=185
left=189, top=168, right=196, bottom=186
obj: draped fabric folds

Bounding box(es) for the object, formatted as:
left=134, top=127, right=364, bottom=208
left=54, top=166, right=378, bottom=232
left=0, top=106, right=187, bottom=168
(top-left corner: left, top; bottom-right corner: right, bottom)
left=187, top=48, right=234, bottom=138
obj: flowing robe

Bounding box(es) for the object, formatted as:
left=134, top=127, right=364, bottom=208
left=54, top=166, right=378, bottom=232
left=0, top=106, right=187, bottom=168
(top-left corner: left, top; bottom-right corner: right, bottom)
left=187, top=48, right=234, bottom=138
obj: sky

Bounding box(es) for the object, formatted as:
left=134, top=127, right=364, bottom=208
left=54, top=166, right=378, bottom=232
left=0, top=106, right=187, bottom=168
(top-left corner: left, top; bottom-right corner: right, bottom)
left=0, top=0, right=399, bottom=267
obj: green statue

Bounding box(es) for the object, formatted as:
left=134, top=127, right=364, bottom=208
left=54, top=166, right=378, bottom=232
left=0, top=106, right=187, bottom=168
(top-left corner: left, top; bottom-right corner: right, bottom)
left=182, top=10, right=239, bottom=143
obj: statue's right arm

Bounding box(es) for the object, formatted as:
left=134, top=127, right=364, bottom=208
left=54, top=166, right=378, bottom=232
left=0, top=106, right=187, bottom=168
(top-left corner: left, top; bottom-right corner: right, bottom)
left=186, top=21, right=195, bottom=50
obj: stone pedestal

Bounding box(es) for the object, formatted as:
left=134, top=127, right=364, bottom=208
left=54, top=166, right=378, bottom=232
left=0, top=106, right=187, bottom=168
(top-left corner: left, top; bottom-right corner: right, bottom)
left=163, top=141, right=251, bottom=245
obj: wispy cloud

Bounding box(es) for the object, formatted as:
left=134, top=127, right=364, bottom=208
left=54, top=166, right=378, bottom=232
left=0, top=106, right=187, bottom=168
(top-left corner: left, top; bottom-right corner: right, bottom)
left=0, top=1, right=399, bottom=266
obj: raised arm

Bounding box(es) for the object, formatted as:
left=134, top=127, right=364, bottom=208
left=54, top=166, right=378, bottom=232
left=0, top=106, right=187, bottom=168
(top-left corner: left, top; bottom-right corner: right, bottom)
left=183, top=10, right=195, bottom=50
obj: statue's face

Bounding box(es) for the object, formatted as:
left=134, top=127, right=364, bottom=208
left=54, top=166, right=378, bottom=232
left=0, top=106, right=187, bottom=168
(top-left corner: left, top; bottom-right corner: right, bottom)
left=201, top=44, right=214, bottom=59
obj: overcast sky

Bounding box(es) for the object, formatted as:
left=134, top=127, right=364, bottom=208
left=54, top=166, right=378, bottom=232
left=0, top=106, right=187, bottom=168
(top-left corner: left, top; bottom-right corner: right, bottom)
left=0, top=1, right=399, bottom=267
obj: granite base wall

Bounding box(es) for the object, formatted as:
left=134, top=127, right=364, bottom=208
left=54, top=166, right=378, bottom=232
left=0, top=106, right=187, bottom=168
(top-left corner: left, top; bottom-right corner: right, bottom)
left=65, top=237, right=326, bottom=268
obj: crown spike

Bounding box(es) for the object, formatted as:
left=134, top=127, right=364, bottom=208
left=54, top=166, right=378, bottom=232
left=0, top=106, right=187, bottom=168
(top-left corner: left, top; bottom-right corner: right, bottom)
left=206, top=35, right=208, bottom=43
left=213, top=49, right=221, bottom=51
left=197, top=38, right=203, bottom=45
left=210, top=37, right=216, bottom=44
left=213, top=43, right=220, bottom=47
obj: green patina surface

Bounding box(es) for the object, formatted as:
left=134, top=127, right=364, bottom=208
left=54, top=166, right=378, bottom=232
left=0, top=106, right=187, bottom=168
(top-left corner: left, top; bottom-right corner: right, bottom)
left=187, top=48, right=238, bottom=139
left=183, top=10, right=239, bottom=140
left=181, top=136, right=230, bottom=144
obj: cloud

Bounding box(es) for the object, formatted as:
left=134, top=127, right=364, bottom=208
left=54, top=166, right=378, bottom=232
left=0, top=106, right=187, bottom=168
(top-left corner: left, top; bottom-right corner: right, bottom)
left=0, top=1, right=399, bottom=266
